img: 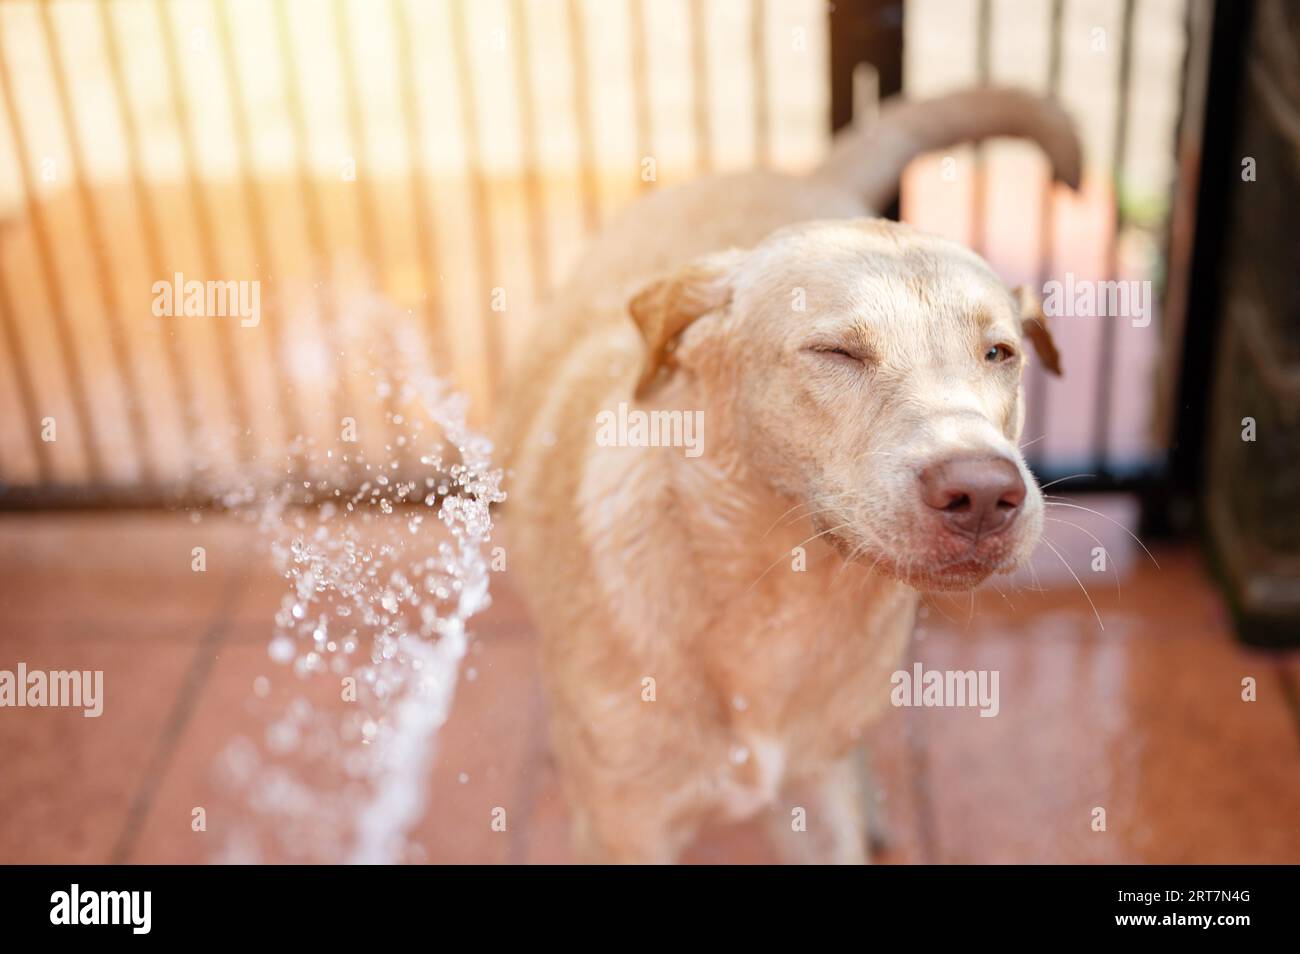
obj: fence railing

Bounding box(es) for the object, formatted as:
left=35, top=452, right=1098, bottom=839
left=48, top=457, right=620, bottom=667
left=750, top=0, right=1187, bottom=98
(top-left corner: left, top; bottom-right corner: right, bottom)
left=0, top=0, right=1187, bottom=507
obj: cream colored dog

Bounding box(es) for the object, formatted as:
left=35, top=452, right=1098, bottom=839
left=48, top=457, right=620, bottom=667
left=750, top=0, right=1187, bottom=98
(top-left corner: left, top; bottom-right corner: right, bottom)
left=500, top=89, right=1077, bottom=863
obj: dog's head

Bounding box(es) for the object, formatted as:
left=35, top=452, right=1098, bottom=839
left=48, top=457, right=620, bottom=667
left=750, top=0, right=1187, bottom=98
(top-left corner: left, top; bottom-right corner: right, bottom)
left=629, top=218, right=1061, bottom=591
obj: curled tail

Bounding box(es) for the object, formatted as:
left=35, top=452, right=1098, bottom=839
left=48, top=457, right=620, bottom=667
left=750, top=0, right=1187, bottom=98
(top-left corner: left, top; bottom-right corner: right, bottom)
left=810, top=87, right=1083, bottom=212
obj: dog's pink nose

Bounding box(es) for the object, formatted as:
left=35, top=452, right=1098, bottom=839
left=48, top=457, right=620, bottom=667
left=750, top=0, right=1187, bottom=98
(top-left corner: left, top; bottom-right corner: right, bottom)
left=919, top=456, right=1026, bottom=540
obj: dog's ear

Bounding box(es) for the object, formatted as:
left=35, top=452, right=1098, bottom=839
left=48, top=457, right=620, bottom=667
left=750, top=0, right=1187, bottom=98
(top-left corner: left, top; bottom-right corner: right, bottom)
left=1013, top=285, right=1062, bottom=376
left=629, top=251, right=743, bottom=397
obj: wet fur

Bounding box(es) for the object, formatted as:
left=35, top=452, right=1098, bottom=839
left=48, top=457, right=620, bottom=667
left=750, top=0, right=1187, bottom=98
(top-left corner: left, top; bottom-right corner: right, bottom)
left=499, top=89, right=1079, bottom=863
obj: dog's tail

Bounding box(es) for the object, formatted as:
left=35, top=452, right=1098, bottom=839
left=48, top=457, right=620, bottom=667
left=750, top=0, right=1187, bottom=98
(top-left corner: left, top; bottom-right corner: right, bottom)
left=810, top=87, right=1082, bottom=212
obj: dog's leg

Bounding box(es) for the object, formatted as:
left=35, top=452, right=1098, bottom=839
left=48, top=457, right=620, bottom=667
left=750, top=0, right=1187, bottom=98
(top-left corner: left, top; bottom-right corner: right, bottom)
left=853, top=744, right=893, bottom=856
left=569, top=795, right=689, bottom=864
left=764, top=754, right=869, bottom=865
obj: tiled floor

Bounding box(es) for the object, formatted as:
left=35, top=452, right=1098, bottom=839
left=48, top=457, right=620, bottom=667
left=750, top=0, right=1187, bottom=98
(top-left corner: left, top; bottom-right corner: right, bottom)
left=1, top=500, right=1298, bottom=864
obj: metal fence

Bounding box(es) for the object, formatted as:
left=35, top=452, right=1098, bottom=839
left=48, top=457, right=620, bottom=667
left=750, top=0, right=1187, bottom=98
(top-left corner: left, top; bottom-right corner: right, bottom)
left=0, top=0, right=1188, bottom=507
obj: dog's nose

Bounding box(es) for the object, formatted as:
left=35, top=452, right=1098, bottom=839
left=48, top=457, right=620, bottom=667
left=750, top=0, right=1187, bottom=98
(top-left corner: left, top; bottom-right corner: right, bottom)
left=918, top=455, right=1026, bottom=540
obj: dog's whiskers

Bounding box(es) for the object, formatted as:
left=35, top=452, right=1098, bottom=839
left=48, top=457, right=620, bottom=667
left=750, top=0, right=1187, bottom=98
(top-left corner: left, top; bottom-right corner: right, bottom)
left=850, top=448, right=899, bottom=465
left=761, top=490, right=861, bottom=538
left=987, top=577, right=1016, bottom=611
left=833, top=526, right=883, bottom=586
left=1026, top=554, right=1044, bottom=593
left=1044, top=516, right=1121, bottom=598
left=745, top=521, right=854, bottom=595
left=1037, top=472, right=1094, bottom=491
left=1041, top=537, right=1105, bottom=631
left=1043, top=499, right=1160, bottom=568
left=919, top=592, right=959, bottom=627
left=772, top=504, right=858, bottom=537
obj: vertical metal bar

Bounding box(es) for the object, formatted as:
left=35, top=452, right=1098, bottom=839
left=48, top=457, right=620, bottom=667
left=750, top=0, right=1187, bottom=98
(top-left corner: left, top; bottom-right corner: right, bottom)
left=449, top=0, right=503, bottom=400
left=1091, top=0, right=1136, bottom=480
left=970, top=0, right=991, bottom=254
left=0, top=22, right=103, bottom=482
left=390, top=0, right=451, bottom=366
left=332, top=0, right=402, bottom=447
left=271, top=0, right=347, bottom=438
left=509, top=0, right=551, bottom=299
left=0, top=260, right=53, bottom=481
left=751, top=0, right=769, bottom=169
left=829, top=2, right=864, bottom=133
left=829, top=1, right=902, bottom=217
left=688, top=0, right=711, bottom=174
left=629, top=0, right=653, bottom=193
left=566, top=0, right=600, bottom=232
left=1157, top=0, right=1252, bottom=530
left=1026, top=0, right=1065, bottom=462
left=830, top=0, right=905, bottom=130
left=213, top=0, right=301, bottom=453
left=37, top=2, right=154, bottom=484
left=98, top=0, right=199, bottom=469
left=332, top=0, right=389, bottom=289
left=154, top=0, right=255, bottom=463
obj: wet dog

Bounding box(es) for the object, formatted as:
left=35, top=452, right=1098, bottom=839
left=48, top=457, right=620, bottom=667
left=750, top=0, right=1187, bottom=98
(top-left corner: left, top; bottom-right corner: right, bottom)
left=501, top=88, right=1077, bottom=863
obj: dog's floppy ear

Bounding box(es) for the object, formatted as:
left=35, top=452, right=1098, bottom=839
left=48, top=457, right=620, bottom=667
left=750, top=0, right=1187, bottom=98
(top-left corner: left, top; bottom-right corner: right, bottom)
left=629, top=250, right=743, bottom=397
left=1013, top=285, right=1062, bottom=376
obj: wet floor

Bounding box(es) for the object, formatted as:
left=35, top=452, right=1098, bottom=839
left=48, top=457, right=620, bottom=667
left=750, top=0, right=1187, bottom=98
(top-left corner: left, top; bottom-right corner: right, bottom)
left=1, top=497, right=1297, bottom=863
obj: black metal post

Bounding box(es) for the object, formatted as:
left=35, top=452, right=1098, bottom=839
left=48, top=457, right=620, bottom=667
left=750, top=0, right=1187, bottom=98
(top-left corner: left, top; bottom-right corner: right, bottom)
left=829, top=0, right=904, bottom=219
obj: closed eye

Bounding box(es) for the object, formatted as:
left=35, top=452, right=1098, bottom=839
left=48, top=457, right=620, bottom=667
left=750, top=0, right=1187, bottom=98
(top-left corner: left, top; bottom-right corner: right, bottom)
left=803, top=344, right=871, bottom=366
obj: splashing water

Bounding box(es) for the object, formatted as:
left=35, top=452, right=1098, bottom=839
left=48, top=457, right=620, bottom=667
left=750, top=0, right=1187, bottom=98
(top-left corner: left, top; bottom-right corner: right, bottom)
left=212, top=289, right=505, bottom=864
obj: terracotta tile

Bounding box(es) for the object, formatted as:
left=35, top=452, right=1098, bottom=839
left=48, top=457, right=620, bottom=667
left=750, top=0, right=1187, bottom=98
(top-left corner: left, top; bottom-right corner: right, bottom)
left=0, top=636, right=198, bottom=863
left=914, top=551, right=1300, bottom=864
left=0, top=512, right=236, bottom=863
left=131, top=614, right=546, bottom=864
left=411, top=635, right=546, bottom=864
left=0, top=512, right=252, bottom=630
left=10, top=505, right=1297, bottom=865
left=1279, top=657, right=1300, bottom=739
left=125, top=637, right=349, bottom=864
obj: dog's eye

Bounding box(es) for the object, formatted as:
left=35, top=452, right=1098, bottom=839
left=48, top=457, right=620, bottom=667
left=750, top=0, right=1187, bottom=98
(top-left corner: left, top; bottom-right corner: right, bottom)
left=805, top=345, right=867, bottom=366
left=984, top=344, right=1015, bottom=363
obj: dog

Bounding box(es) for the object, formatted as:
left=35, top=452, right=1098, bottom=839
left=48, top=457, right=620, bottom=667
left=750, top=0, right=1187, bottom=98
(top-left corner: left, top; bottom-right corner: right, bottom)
left=499, top=88, right=1079, bottom=863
